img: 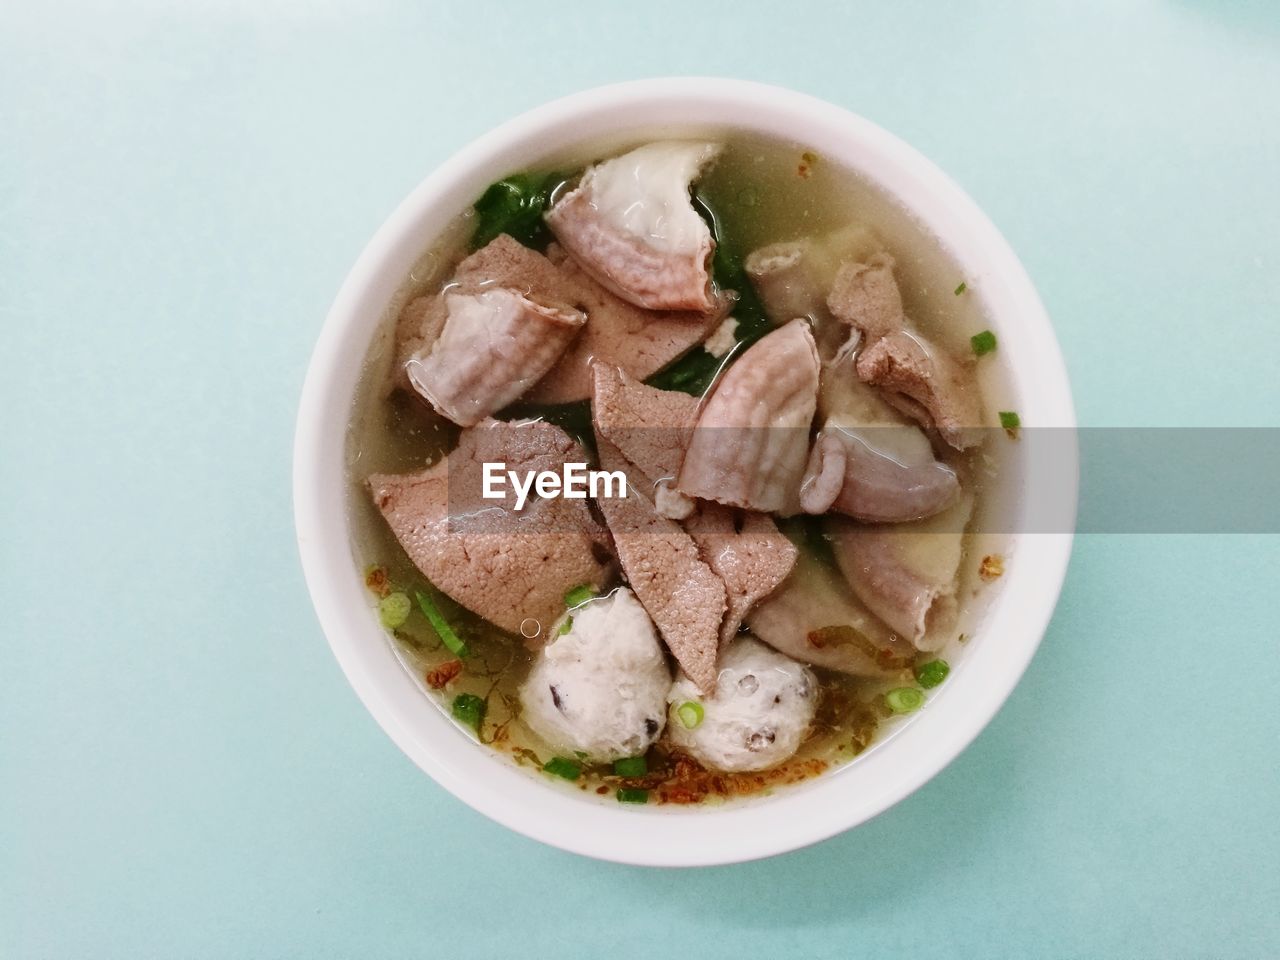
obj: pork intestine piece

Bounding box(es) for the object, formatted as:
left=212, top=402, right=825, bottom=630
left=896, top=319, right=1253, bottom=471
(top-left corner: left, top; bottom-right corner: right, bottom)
left=827, top=254, right=982, bottom=450
left=405, top=288, right=585, bottom=426
left=824, top=491, right=975, bottom=651
left=801, top=347, right=960, bottom=522
left=545, top=141, right=723, bottom=312
left=677, top=319, right=820, bottom=513
left=395, top=235, right=724, bottom=405
left=802, top=420, right=960, bottom=522
left=745, top=224, right=884, bottom=335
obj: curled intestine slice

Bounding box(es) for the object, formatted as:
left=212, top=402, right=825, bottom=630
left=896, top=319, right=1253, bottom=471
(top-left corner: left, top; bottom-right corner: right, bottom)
left=825, top=491, right=975, bottom=651
left=405, top=288, right=584, bottom=426
left=545, top=141, right=723, bottom=313
left=677, top=319, right=820, bottom=513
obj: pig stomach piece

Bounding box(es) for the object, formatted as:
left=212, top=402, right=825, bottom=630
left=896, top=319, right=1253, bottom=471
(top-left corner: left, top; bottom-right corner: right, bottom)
left=545, top=140, right=723, bottom=312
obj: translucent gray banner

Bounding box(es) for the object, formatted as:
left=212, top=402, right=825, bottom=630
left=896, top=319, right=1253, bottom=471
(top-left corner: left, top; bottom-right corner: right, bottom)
left=432, top=426, right=1280, bottom=534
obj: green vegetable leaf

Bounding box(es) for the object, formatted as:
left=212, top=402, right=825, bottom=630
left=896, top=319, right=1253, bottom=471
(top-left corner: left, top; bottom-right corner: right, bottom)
left=451, top=693, right=486, bottom=732
left=470, top=171, right=568, bottom=252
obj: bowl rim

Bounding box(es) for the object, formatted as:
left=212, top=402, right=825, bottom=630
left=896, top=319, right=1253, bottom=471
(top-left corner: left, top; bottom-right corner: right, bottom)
left=293, top=76, right=1078, bottom=867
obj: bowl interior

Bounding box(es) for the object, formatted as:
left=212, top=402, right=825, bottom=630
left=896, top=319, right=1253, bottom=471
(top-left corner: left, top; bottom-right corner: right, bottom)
left=294, top=78, right=1077, bottom=866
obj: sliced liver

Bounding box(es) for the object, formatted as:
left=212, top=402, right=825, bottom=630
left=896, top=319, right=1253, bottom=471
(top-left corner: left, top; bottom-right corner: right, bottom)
left=591, top=362, right=699, bottom=484
left=369, top=418, right=612, bottom=640
left=593, top=435, right=725, bottom=695
left=684, top=504, right=798, bottom=647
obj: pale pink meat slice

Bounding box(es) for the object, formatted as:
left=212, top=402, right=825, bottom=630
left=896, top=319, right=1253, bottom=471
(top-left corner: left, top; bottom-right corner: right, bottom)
left=824, top=492, right=974, bottom=651
left=394, top=234, right=722, bottom=405
left=825, top=252, right=906, bottom=343
left=855, top=332, right=982, bottom=450
left=746, top=549, right=915, bottom=678
left=406, top=289, right=585, bottom=426
left=528, top=249, right=729, bottom=404
left=677, top=319, right=820, bottom=513
left=827, top=253, right=981, bottom=449
left=545, top=141, right=722, bottom=312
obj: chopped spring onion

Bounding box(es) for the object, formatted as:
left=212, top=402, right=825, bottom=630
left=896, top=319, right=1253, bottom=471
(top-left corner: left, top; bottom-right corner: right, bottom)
left=954, top=281, right=967, bottom=295
left=999, top=410, right=1021, bottom=432
left=543, top=757, right=582, bottom=781
left=613, top=756, right=648, bottom=778
left=378, top=592, right=412, bottom=629
left=563, top=584, right=596, bottom=608
left=451, top=693, right=486, bottom=732
left=558, top=616, right=574, bottom=636
left=616, top=788, right=649, bottom=804
left=415, top=590, right=469, bottom=657
left=970, top=330, right=997, bottom=356
left=914, top=659, right=951, bottom=689
left=676, top=701, right=704, bottom=730
left=885, top=687, right=925, bottom=714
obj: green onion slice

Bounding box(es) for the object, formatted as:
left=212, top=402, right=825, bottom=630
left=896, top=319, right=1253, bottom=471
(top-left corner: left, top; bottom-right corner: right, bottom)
left=954, top=281, right=967, bottom=295
left=542, top=757, right=582, bottom=781
left=613, top=756, right=648, bottom=778
left=378, top=592, right=412, bottom=629
left=914, top=659, right=950, bottom=689
left=885, top=687, right=925, bottom=714
left=970, top=330, right=997, bottom=356
left=616, top=788, right=649, bottom=804
left=676, top=701, right=704, bottom=729
left=558, top=616, right=574, bottom=636
left=563, top=584, right=596, bottom=608
left=999, top=410, right=1021, bottom=431
left=415, top=590, right=469, bottom=657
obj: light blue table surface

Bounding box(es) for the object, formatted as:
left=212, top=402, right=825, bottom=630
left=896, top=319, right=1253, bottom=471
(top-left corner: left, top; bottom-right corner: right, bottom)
left=3, top=2, right=1278, bottom=957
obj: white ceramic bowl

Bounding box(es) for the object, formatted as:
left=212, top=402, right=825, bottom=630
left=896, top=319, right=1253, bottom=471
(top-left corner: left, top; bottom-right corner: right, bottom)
left=294, top=78, right=1077, bottom=866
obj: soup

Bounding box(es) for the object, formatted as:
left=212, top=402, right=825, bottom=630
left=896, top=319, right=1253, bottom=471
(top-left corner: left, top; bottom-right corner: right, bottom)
left=346, top=134, right=1014, bottom=806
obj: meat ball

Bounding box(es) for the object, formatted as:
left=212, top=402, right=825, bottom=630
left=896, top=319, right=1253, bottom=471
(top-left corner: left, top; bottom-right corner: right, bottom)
left=519, top=588, right=670, bottom=761
left=666, top=636, right=817, bottom=773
